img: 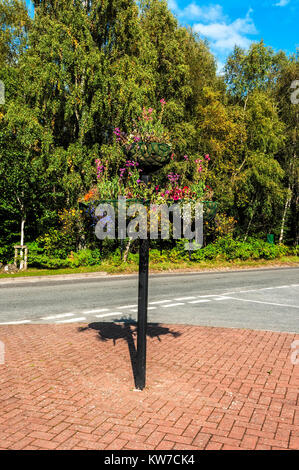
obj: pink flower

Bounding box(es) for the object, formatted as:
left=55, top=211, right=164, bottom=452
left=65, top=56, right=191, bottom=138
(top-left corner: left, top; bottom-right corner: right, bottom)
left=160, top=98, right=167, bottom=106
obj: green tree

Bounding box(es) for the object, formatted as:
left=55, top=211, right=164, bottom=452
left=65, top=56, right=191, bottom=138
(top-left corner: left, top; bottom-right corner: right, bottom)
left=274, top=57, right=299, bottom=244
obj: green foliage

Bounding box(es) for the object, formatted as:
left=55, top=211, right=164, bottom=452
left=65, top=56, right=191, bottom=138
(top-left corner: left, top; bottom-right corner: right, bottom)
left=35, top=229, right=76, bottom=259
left=0, top=244, right=13, bottom=264
left=0, top=0, right=298, bottom=254
left=191, top=237, right=291, bottom=262
left=67, top=248, right=101, bottom=267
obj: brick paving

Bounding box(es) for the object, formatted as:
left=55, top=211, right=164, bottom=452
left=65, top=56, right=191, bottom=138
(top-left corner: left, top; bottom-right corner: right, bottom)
left=0, top=322, right=298, bottom=450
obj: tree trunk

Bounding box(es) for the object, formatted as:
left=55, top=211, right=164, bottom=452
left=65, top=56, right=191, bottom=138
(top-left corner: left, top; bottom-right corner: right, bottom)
left=123, top=238, right=132, bottom=263
left=15, top=192, right=26, bottom=270
left=244, top=200, right=256, bottom=242
left=279, top=187, right=292, bottom=244
left=20, top=217, right=25, bottom=270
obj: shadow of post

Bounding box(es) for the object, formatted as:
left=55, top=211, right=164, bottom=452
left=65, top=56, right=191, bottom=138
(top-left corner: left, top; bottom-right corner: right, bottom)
left=78, top=318, right=182, bottom=389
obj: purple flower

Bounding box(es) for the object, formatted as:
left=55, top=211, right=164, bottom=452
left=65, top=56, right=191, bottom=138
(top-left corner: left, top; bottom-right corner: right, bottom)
left=167, top=172, right=180, bottom=184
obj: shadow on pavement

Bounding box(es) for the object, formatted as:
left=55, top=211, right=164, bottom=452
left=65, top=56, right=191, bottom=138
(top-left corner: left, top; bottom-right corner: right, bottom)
left=78, top=319, right=182, bottom=388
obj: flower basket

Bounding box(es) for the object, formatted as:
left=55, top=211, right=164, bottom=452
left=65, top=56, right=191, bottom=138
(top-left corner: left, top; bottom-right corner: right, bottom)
left=202, top=201, right=218, bottom=220
left=129, top=141, right=172, bottom=173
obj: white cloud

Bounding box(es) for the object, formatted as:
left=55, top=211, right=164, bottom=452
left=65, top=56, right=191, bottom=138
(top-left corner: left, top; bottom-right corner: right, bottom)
left=274, top=0, right=290, bottom=6
left=193, top=8, right=257, bottom=51
left=168, top=2, right=259, bottom=74
left=169, top=1, right=225, bottom=22
left=168, top=2, right=258, bottom=51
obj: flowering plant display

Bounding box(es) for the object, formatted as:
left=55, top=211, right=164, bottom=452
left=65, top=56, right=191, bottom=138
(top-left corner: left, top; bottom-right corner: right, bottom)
left=80, top=151, right=213, bottom=205
left=113, top=99, right=171, bottom=147
left=79, top=104, right=215, bottom=214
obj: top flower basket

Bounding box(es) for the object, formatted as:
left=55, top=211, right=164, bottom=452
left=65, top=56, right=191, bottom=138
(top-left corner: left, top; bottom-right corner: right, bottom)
left=129, top=141, right=172, bottom=173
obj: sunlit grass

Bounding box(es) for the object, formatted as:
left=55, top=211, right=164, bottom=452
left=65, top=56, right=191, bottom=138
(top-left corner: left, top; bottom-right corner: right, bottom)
left=0, top=255, right=298, bottom=278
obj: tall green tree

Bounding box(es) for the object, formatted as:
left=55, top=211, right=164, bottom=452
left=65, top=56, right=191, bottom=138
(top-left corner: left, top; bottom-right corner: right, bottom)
left=274, top=57, right=299, bottom=244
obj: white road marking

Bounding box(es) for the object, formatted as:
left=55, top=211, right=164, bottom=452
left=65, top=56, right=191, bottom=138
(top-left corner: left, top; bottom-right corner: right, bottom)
left=174, top=296, right=197, bottom=301
left=228, top=284, right=296, bottom=294
left=94, top=312, right=125, bottom=318
left=227, top=297, right=299, bottom=309
left=204, top=285, right=298, bottom=297
left=213, top=296, right=234, bottom=301
left=130, top=307, right=157, bottom=313
left=117, top=305, right=138, bottom=309
left=55, top=317, right=86, bottom=323
left=149, top=300, right=172, bottom=305
left=82, top=308, right=109, bottom=314
left=197, top=295, right=222, bottom=298
left=188, top=299, right=211, bottom=304
left=42, top=313, right=75, bottom=320
left=162, top=303, right=185, bottom=308
left=0, top=320, right=31, bottom=325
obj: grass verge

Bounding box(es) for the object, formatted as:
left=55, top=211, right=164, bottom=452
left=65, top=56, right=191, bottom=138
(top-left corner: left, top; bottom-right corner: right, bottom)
left=0, top=255, right=298, bottom=278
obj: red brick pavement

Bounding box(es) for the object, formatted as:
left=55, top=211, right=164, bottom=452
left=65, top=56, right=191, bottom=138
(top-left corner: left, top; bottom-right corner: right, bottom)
left=0, top=322, right=298, bottom=450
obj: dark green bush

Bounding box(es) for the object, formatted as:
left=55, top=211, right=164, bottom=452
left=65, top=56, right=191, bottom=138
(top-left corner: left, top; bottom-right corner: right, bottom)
left=67, top=249, right=101, bottom=267
left=190, top=237, right=293, bottom=262
left=27, top=253, right=70, bottom=269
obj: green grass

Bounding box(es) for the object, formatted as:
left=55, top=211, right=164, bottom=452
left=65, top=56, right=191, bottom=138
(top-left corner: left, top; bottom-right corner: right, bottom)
left=0, top=255, right=298, bottom=278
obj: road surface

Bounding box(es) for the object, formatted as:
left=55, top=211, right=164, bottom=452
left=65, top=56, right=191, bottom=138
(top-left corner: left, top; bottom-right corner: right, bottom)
left=0, top=267, right=298, bottom=332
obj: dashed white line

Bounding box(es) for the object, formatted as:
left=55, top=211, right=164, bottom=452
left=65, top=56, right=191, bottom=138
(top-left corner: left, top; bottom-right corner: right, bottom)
left=149, top=300, right=172, bottom=305
left=188, top=299, right=211, bottom=304
left=94, top=312, right=125, bottom=318
left=117, top=305, right=138, bottom=309
left=197, top=295, right=221, bottom=298
left=82, top=308, right=109, bottom=314
left=130, top=307, right=157, bottom=313
left=55, top=317, right=86, bottom=323
left=174, top=296, right=197, bottom=301
left=42, top=313, right=75, bottom=320
left=0, top=320, right=31, bottom=325
left=162, top=303, right=185, bottom=308
left=213, top=296, right=233, bottom=301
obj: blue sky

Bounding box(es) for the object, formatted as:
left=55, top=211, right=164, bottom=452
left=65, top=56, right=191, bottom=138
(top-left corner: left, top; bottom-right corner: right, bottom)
left=26, top=0, right=298, bottom=71
left=168, top=0, right=298, bottom=71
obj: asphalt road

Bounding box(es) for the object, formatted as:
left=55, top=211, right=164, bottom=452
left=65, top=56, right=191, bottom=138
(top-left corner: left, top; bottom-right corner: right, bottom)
left=0, top=268, right=298, bottom=332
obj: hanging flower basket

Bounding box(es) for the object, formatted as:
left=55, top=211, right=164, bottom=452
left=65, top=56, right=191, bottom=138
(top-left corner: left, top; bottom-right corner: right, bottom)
left=202, top=201, right=218, bottom=220
left=129, top=141, right=172, bottom=172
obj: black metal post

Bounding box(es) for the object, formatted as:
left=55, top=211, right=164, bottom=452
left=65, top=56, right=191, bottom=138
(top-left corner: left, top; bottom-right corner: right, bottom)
left=135, top=237, right=149, bottom=390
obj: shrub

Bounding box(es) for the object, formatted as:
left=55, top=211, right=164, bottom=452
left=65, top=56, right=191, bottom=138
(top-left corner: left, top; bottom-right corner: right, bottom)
left=28, top=253, right=70, bottom=269
left=36, top=229, right=76, bottom=259
left=0, top=245, right=13, bottom=264
left=67, top=249, right=101, bottom=268
left=190, top=237, right=294, bottom=262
